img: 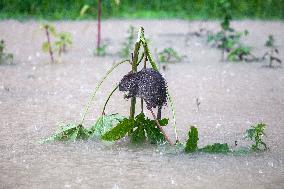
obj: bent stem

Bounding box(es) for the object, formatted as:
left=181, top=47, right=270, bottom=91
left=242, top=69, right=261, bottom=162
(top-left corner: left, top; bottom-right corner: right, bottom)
left=167, top=91, right=179, bottom=142
left=80, top=59, right=130, bottom=125
left=102, top=84, right=119, bottom=115
left=149, top=108, right=174, bottom=145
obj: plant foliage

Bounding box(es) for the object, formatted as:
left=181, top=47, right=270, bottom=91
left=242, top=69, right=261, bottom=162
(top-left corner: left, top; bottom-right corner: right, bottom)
left=0, top=39, right=13, bottom=64
left=199, top=143, right=230, bottom=153
left=44, top=123, right=90, bottom=142
left=101, top=113, right=169, bottom=144
left=157, top=47, right=182, bottom=63
left=90, top=114, right=125, bottom=138
left=262, top=35, right=282, bottom=67
left=185, top=126, right=199, bottom=153
left=245, top=123, right=267, bottom=150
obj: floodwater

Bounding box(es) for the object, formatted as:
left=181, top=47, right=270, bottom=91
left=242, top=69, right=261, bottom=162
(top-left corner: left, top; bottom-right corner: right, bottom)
left=0, top=20, right=284, bottom=189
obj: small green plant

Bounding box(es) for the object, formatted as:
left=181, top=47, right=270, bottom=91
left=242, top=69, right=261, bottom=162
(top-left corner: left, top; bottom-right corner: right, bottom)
left=227, top=45, right=254, bottom=62
left=245, top=123, right=267, bottom=151
left=0, top=39, right=13, bottom=64
left=41, top=23, right=73, bottom=63
left=184, top=126, right=230, bottom=154
left=54, top=32, right=72, bottom=56
left=262, top=35, right=281, bottom=67
left=158, top=47, right=182, bottom=63
left=119, top=26, right=135, bottom=58
left=95, top=43, right=107, bottom=56
left=207, top=0, right=256, bottom=62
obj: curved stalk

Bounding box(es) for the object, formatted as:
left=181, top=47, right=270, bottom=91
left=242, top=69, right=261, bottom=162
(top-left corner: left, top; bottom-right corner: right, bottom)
left=167, top=91, right=179, bottom=142
left=80, top=59, right=130, bottom=124
left=102, top=84, right=119, bottom=115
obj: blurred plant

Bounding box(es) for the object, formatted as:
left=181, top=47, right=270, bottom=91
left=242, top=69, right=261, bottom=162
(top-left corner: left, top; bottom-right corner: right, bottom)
left=95, top=43, right=107, bottom=56
left=54, top=32, right=72, bottom=56
left=245, top=123, right=267, bottom=151
left=41, top=23, right=72, bottom=63
left=227, top=45, right=255, bottom=62
left=119, top=26, right=135, bottom=58
left=41, top=23, right=56, bottom=63
left=158, top=47, right=182, bottom=63
left=262, top=35, right=281, bottom=67
left=207, top=0, right=257, bottom=62
left=0, top=39, right=13, bottom=64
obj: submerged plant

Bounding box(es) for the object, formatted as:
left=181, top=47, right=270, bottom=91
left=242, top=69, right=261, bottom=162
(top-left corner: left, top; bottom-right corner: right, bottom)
left=0, top=39, right=13, bottom=64
left=157, top=47, right=182, bottom=63
left=185, top=126, right=230, bottom=154
left=95, top=43, right=107, bottom=56
left=45, top=27, right=178, bottom=145
left=245, top=123, right=267, bottom=151
left=41, top=23, right=72, bottom=63
left=54, top=32, right=72, bottom=56
left=262, top=35, right=282, bottom=67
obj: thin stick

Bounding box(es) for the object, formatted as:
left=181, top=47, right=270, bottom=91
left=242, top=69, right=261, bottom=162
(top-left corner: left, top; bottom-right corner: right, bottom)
left=167, top=91, right=179, bottom=142
left=80, top=60, right=130, bottom=124
left=102, top=84, right=119, bottom=115
left=44, top=26, right=55, bottom=63
left=149, top=107, right=174, bottom=145
left=97, top=0, right=101, bottom=50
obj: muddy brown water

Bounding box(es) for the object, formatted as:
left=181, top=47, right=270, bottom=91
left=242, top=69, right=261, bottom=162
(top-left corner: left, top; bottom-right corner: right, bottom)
left=0, top=20, right=284, bottom=189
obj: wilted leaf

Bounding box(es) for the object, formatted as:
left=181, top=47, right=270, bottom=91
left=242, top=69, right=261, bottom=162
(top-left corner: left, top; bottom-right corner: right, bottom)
left=43, top=123, right=90, bottom=142
left=199, top=143, right=230, bottom=153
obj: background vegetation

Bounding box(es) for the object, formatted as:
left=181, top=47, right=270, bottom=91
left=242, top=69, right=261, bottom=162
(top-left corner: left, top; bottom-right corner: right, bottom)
left=0, top=0, right=283, bottom=20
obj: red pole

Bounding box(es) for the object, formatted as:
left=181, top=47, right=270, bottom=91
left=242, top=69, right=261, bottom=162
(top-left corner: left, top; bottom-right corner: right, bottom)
left=97, top=0, right=101, bottom=49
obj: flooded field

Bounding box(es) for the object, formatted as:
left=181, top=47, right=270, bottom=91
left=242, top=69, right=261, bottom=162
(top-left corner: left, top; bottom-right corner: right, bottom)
left=0, top=20, right=284, bottom=189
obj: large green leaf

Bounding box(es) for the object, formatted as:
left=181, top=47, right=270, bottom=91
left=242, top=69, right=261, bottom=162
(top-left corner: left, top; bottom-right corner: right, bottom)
left=101, top=118, right=135, bottom=141
left=185, top=126, right=199, bottom=153
left=89, top=114, right=125, bottom=138
left=135, top=113, right=168, bottom=144
left=43, top=123, right=90, bottom=142
left=199, top=143, right=230, bottom=153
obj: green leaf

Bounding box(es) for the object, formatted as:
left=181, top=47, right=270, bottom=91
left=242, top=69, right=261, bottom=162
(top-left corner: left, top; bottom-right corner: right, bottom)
left=144, top=125, right=165, bottom=144
left=185, top=126, right=199, bottom=153
left=101, top=118, right=135, bottom=141
left=89, top=114, right=125, bottom=138
left=245, top=123, right=267, bottom=150
left=43, top=123, right=90, bottom=142
left=80, top=4, right=90, bottom=17
left=42, top=42, right=50, bottom=52
left=199, top=143, right=230, bottom=153
left=130, top=126, right=146, bottom=144
left=135, top=113, right=167, bottom=144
